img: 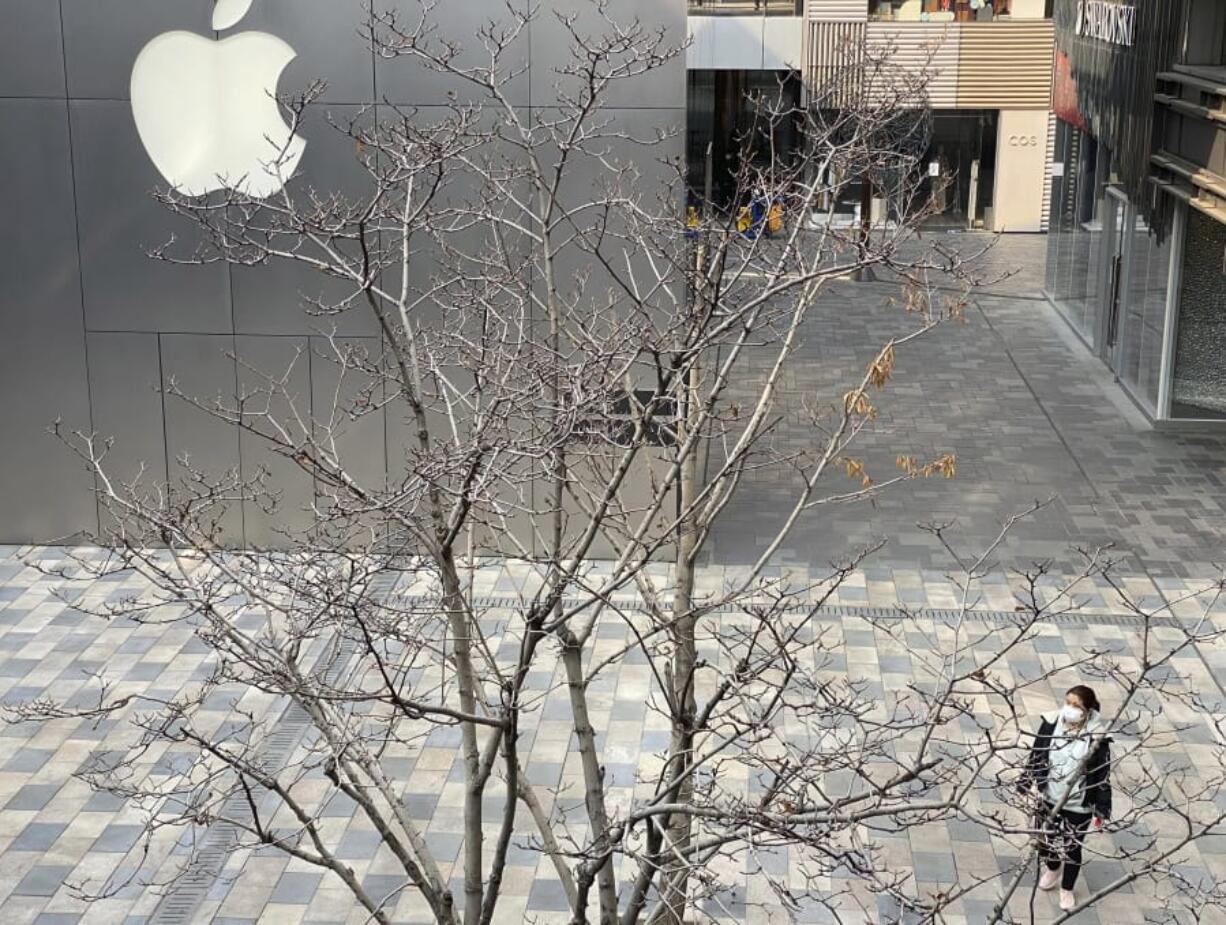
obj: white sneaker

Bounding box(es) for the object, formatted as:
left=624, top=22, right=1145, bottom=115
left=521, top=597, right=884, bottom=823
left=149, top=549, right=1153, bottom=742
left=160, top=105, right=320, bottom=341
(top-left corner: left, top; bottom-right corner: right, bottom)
left=1059, top=889, right=1076, bottom=911
left=1038, top=867, right=1061, bottom=891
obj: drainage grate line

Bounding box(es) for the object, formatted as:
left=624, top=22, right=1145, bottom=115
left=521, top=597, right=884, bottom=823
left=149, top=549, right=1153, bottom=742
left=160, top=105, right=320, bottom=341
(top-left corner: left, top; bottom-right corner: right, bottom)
left=147, top=571, right=397, bottom=925
left=392, top=593, right=1181, bottom=629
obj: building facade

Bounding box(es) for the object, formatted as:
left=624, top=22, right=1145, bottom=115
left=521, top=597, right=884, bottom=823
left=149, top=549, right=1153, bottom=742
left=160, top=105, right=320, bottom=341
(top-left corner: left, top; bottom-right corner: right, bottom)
left=0, top=1, right=685, bottom=545
left=685, top=0, right=806, bottom=206
left=1044, top=0, right=1226, bottom=423
left=803, top=0, right=1055, bottom=232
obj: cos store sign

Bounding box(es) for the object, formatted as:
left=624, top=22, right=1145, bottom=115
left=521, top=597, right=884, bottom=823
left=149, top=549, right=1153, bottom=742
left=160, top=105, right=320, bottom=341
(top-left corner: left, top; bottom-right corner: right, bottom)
left=1009, top=134, right=1040, bottom=147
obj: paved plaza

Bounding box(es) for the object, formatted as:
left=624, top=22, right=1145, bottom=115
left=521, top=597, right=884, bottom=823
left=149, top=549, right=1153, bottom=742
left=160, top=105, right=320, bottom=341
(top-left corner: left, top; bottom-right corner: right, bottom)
left=0, top=549, right=1225, bottom=925
left=1, top=235, right=1225, bottom=924
left=711, top=234, right=1226, bottom=577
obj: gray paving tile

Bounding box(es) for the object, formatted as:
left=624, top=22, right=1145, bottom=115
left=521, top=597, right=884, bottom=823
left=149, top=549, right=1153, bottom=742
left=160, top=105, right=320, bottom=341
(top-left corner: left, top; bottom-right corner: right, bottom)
left=527, top=878, right=572, bottom=912
left=361, top=874, right=408, bottom=909
left=4, top=748, right=57, bottom=773
left=92, top=824, right=143, bottom=853
left=6, top=784, right=61, bottom=811
left=911, top=851, right=957, bottom=882
left=269, top=871, right=323, bottom=904
left=14, top=865, right=76, bottom=897
left=11, top=823, right=68, bottom=851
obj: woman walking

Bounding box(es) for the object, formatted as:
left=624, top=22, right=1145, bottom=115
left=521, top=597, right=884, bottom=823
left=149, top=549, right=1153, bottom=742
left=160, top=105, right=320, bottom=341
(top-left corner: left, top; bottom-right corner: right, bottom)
left=1018, top=685, right=1113, bottom=912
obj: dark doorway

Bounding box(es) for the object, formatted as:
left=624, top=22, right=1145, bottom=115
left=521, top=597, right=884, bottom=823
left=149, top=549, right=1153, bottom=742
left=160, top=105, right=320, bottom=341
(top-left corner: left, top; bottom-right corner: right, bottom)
left=917, top=111, right=998, bottom=230
left=686, top=69, right=803, bottom=210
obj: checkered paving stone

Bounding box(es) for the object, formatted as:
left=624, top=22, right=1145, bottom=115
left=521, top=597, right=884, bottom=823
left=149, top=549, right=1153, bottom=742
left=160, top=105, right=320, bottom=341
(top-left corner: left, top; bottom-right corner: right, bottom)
left=1, top=545, right=1225, bottom=924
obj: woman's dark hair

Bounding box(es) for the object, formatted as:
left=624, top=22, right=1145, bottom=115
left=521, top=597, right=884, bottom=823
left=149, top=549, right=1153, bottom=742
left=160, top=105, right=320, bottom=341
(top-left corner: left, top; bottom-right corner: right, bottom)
left=1067, top=685, right=1101, bottom=714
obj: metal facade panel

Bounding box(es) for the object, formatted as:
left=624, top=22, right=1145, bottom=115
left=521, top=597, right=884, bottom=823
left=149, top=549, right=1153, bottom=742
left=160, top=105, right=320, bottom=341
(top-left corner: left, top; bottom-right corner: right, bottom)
left=308, top=336, right=386, bottom=501
left=531, top=0, right=685, bottom=108
left=238, top=0, right=375, bottom=104
left=763, top=16, right=805, bottom=70
left=1042, top=111, right=1056, bottom=232
left=864, top=22, right=960, bottom=108
left=61, top=0, right=209, bottom=100
left=956, top=21, right=1054, bottom=109
left=807, top=0, right=868, bottom=21
left=160, top=333, right=244, bottom=541
left=374, top=0, right=530, bottom=106
left=0, top=0, right=67, bottom=98
left=234, top=335, right=317, bottom=546
left=0, top=99, right=97, bottom=543
left=1, top=1, right=689, bottom=548
left=87, top=331, right=168, bottom=490
left=805, top=20, right=867, bottom=107
left=537, top=105, right=686, bottom=312
left=69, top=100, right=234, bottom=334
left=687, top=16, right=767, bottom=70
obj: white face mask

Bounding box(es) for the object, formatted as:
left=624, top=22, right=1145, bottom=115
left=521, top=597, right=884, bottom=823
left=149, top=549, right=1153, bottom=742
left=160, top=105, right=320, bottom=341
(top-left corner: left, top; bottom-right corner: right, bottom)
left=1061, top=704, right=1086, bottom=724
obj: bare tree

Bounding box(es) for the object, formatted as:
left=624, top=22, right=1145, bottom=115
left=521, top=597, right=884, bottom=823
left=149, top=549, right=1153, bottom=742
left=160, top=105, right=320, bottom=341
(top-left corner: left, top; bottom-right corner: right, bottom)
left=9, top=4, right=1226, bottom=925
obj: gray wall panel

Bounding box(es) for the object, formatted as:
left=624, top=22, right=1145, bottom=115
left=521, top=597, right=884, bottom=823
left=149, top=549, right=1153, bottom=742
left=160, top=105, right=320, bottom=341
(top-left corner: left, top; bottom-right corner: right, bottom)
left=1, top=1, right=686, bottom=548
left=0, top=0, right=66, bottom=98
left=70, top=100, right=233, bottom=333
left=87, top=331, right=168, bottom=494
left=231, top=104, right=381, bottom=337
left=240, top=0, right=375, bottom=104
left=160, top=333, right=243, bottom=540
left=234, top=335, right=317, bottom=546
left=61, top=0, right=208, bottom=100
left=529, top=0, right=686, bottom=109
left=373, top=0, right=530, bottom=106
left=0, top=99, right=96, bottom=542
left=536, top=107, right=685, bottom=312
left=309, top=336, right=386, bottom=511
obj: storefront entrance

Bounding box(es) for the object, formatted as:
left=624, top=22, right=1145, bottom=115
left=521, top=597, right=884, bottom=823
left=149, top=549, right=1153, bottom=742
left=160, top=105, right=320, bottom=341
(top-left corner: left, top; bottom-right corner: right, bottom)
left=1047, top=119, right=1226, bottom=423
left=918, top=111, right=997, bottom=230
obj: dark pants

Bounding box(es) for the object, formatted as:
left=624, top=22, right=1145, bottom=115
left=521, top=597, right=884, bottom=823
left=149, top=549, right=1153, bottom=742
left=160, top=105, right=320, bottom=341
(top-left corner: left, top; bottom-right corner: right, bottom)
left=1037, top=803, right=1093, bottom=889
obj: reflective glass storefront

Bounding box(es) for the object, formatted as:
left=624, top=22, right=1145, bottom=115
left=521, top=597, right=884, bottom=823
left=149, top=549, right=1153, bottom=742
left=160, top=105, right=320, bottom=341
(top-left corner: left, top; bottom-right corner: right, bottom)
left=1171, top=208, right=1226, bottom=419
left=1045, top=120, right=1115, bottom=351
left=1045, top=116, right=1205, bottom=422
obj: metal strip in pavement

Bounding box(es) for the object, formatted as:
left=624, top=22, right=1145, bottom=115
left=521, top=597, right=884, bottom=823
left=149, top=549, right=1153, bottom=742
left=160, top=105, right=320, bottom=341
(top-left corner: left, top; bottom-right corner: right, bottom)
left=392, top=593, right=1181, bottom=629
left=146, top=569, right=399, bottom=925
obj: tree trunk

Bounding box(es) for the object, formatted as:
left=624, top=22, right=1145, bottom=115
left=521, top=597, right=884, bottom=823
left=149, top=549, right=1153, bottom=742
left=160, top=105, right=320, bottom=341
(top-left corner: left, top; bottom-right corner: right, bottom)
left=656, top=244, right=707, bottom=924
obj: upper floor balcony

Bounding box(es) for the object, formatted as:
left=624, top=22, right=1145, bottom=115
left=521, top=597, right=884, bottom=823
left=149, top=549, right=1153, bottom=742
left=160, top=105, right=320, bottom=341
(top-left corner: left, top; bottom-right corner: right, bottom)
left=804, top=0, right=1052, bottom=109
left=805, top=0, right=1047, bottom=20
left=1149, top=0, right=1226, bottom=224
left=1153, top=66, right=1226, bottom=224
left=865, top=0, right=1039, bottom=21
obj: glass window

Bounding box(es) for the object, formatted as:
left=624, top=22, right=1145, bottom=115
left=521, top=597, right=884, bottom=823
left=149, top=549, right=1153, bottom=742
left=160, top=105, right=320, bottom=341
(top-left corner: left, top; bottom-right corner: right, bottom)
left=1118, top=195, right=1174, bottom=413
left=1184, top=0, right=1226, bottom=69
left=1171, top=208, right=1226, bottom=419
left=867, top=0, right=1012, bottom=21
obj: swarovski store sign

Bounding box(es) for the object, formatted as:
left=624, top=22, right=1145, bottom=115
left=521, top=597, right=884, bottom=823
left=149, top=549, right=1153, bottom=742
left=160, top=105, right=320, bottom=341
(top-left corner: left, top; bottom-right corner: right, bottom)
left=1074, top=0, right=1136, bottom=47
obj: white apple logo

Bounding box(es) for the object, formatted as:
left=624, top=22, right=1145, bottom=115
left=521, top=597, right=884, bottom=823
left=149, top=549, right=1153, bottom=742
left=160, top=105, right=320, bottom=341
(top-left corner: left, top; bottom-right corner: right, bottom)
left=130, top=0, right=306, bottom=198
